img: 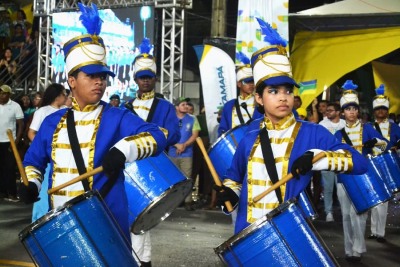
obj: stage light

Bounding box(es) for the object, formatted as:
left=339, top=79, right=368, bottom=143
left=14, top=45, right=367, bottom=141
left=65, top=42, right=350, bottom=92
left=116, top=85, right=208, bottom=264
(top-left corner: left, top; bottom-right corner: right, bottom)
left=140, top=6, right=151, bottom=38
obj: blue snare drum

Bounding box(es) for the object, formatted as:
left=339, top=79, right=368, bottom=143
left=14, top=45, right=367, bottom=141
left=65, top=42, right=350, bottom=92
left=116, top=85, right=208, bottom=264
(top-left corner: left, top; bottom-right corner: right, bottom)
left=338, top=156, right=391, bottom=213
left=215, top=200, right=336, bottom=267
left=208, top=125, right=249, bottom=179
left=371, top=151, right=400, bottom=194
left=297, top=191, right=318, bottom=220
left=124, top=152, right=193, bottom=234
left=19, top=191, right=139, bottom=266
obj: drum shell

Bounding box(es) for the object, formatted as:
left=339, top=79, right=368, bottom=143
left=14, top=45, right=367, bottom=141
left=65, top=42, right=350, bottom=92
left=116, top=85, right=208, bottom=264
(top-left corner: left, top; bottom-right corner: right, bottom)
left=297, top=191, right=318, bottom=220
left=371, top=151, right=400, bottom=194
left=338, top=157, right=392, bottom=213
left=19, top=191, right=139, bottom=266
left=124, top=152, right=193, bottom=234
left=215, top=200, right=335, bottom=266
left=208, top=125, right=249, bottom=179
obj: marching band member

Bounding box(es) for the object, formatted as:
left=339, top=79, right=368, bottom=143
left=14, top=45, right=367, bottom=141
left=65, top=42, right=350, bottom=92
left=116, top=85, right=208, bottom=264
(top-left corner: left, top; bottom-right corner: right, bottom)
left=369, top=84, right=400, bottom=243
left=214, top=18, right=368, bottom=238
left=334, top=80, right=387, bottom=262
left=218, top=52, right=263, bottom=136
left=18, top=3, right=167, bottom=241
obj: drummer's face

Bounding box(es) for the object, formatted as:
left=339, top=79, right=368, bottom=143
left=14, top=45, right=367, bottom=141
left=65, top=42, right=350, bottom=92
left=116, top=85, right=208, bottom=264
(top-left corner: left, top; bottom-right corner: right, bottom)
left=374, top=108, right=388, bottom=120
left=68, top=71, right=107, bottom=109
left=343, top=105, right=359, bottom=123
left=256, top=84, right=294, bottom=124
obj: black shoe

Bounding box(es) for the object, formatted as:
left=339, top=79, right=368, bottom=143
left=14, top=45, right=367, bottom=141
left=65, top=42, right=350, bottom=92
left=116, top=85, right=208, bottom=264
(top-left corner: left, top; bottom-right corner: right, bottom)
left=376, top=236, right=386, bottom=243
left=140, top=261, right=152, bottom=267
left=345, top=255, right=353, bottom=262
left=184, top=203, right=195, bottom=211
left=367, top=234, right=377, bottom=239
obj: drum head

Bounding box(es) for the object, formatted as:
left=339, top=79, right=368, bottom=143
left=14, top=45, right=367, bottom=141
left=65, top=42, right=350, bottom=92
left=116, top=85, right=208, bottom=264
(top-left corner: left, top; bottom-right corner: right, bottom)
left=208, top=124, right=248, bottom=152
left=131, top=179, right=193, bottom=234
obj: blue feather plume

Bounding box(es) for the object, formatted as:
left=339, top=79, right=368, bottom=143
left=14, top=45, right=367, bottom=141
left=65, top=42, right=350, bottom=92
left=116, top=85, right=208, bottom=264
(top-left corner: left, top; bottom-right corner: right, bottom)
left=375, top=84, right=385, bottom=95
left=139, top=38, right=152, bottom=54
left=78, top=3, right=102, bottom=35
left=342, top=80, right=358, bottom=90
left=236, top=51, right=250, bottom=65
left=256, top=17, right=287, bottom=47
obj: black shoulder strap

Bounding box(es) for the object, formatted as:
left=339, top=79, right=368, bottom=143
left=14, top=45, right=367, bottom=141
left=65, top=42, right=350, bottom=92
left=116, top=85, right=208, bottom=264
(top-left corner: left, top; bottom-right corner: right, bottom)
left=341, top=128, right=353, bottom=146
left=67, top=109, right=90, bottom=191
left=234, top=99, right=245, bottom=125
left=374, top=122, right=382, bottom=136
left=147, top=97, right=159, bottom=122
left=259, top=127, right=283, bottom=203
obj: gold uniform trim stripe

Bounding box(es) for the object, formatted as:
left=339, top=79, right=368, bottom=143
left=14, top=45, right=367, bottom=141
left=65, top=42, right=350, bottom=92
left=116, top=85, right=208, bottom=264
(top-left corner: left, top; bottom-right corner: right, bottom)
left=133, top=105, right=151, bottom=112
left=53, top=142, right=92, bottom=149
left=53, top=190, right=85, bottom=197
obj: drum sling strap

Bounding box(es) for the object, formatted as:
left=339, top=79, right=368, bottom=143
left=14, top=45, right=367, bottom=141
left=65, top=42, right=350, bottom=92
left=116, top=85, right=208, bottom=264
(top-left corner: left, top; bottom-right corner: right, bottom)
left=234, top=99, right=245, bottom=125
left=340, top=128, right=353, bottom=146
left=259, top=127, right=283, bottom=204
left=374, top=122, right=383, bottom=136
left=127, top=97, right=159, bottom=123
left=67, top=109, right=115, bottom=198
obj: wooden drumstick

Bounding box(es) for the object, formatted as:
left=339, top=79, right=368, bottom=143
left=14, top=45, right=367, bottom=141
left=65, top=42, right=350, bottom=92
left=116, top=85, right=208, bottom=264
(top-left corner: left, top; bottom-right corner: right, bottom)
left=252, top=152, right=326, bottom=204
left=195, top=137, right=233, bottom=212
left=7, top=129, right=28, bottom=186
left=48, top=166, right=103, bottom=194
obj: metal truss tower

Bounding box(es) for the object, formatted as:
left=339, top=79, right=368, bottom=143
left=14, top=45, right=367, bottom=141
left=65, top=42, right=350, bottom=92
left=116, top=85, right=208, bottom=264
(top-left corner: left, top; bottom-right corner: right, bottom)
left=32, top=0, right=192, bottom=100
left=155, top=0, right=192, bottom=102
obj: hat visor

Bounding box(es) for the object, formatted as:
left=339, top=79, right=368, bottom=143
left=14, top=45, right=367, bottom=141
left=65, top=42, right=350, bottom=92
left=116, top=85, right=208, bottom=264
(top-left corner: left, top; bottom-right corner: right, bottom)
left=80, top=65, right=115, bottom=77
left=241, top=77, right=254, bottom=83
left=135, top=70, right=156, bottom=79
left=261, top=76, right=300, bottom=88
left=373, top=105, right=389, bottom=111
left=342, top=102, right=359, bottom=109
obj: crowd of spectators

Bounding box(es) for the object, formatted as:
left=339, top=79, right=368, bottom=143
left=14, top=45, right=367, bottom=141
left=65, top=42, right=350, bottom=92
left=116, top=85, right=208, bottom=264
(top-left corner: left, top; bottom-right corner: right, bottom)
left=0, top=7, right=38, bottom=88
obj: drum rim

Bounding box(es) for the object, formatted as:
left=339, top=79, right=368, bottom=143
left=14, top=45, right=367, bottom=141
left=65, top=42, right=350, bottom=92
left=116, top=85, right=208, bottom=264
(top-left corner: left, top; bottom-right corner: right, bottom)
left=131, top=178, right=193, bottom=234
left=19, top=191, right=99, bottom=240
left=208, top=124, right=248, bottom=152
left=214, top=199, right=297, bottom=254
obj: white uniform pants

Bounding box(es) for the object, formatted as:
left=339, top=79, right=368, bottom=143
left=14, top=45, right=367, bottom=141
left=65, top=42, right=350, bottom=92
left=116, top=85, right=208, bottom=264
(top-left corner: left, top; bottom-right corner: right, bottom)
left=370, top=202, right=388, bottom=237
left=131, top=231, right=151, bottom=262
left=337, top=183, right=367, bottom=256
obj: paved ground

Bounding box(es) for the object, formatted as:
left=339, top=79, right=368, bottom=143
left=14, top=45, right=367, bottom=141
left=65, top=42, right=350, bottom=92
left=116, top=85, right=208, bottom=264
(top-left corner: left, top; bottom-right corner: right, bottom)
left=0, top=195, right=399, bottom=266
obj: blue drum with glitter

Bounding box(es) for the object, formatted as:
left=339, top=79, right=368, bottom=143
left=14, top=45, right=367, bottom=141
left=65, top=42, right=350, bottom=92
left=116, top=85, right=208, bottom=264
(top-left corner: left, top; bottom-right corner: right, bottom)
left=215, top=200, right=336, bottom=266
left=208, top=124, right=249, bottom=180
left=124, top=152, right=193, bottom=234
left=371, top=150, right=400, bottom=194
left=338, top=156, right=391, bottom=213
left=19, top=191, right=139, bottom=266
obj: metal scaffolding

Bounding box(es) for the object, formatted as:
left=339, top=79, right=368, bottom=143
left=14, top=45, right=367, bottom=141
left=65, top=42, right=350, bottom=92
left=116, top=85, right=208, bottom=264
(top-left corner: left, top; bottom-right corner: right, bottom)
left=32, top=0, right=192, bottom=100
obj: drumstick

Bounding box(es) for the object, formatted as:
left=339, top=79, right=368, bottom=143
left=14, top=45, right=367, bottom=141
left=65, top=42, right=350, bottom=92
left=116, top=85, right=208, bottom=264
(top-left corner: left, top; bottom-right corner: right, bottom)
left=195, top=137, right=233, bottom=212
left=352, top=142, right=386, bottom=148
left=7, top=129, right=28, bottom=186
left=252, top=152, right=326, bottom=204
left=48, top=166, right=103, bottom=194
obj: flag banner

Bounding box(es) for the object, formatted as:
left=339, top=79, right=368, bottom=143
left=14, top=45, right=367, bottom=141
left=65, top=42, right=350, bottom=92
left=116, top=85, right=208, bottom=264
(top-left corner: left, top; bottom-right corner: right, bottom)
left=236, top=0, right=289, bottom=62
left=299, top=79, right=317, bottom=95
left=193, top=45, right=236, bottom=138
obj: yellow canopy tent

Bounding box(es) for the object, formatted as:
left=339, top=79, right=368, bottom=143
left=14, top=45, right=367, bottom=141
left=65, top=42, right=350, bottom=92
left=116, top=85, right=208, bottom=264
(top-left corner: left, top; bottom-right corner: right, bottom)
left=288, top=0, right=400, bottom=108
left=291, top=27, right=400, bottom=108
